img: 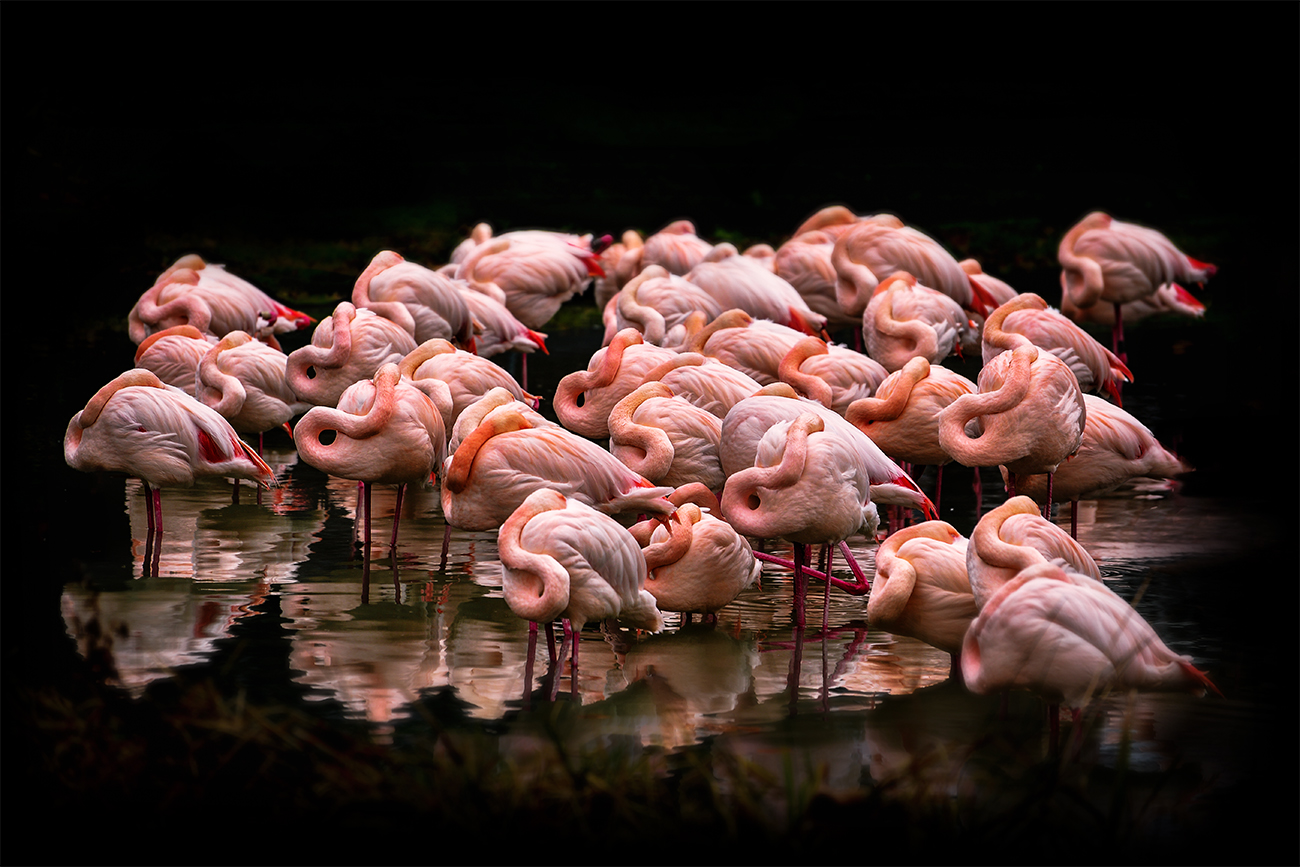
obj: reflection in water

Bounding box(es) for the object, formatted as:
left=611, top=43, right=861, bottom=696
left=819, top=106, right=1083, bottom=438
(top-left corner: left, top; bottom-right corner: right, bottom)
left=58, top=401, right=1266, bottom=827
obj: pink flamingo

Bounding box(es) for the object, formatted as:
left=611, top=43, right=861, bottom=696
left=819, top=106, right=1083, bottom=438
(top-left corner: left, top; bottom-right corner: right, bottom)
left=397, top=338, right=538, bottom=431
left=937, top=343, right=1086, bottom=511
left=455, top=231, right=602, bottom=331
left=844, top=356, right=977, bottom=512
left=604, top=265, right=724, bottom=347
left=454, top=285, right=549, bottom=359
left=128, top=254, right=313, bottom=348
left=867, top=521, right=977, bottom=672
left=552, top=328, right=677, bottom=439
left=1057, top=211, right=1216, bottom=360
left=1060, top=281, right=1206, bottom=327
left=607, top=381, right=726, bottom=494
left=498, top=488, right=664, bottom=680
left=350, top=250, right=476, bottom=349
left=777, top=335, right=889, bottom=416
left=630, top=501, right=762, bottom=622
left=614, top=219, right=714, bottom=283
left=64, top=369, right=275, bottom=573
left=831, top=215, right=996, bottom=319
left=293, top=363, right=446, bottom=553
left=861, top=272, right=973, bottom=373
left=285, top=301, right=418, bottom=408
left=684, top=243, right=829, bottom=337
left=998, top=394, right=1193, bottom=536
left=637, top=351, right=765, bottom=419
left=132, top=325, right=218, bottom=395
left=440, top=406, right=675, bottom=532
left=982, top=292, right=1132, bottom=404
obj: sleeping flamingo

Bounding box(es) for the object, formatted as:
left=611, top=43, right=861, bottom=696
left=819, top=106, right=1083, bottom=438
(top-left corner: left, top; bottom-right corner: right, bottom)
left=982, top=292, right=1132, bottom=404
left=637, top=352, right=765, bottom=419
left=937, top=343, right=1086, bottom=510
left=1060, top=281, right=1206, bottom=327
left=630, top=501, right=762, bottom=622
left=777, top=335, right=889, bottom=416
left=861, top=272, right=973, bottom=373
left=132, top=325, right=218, bottom=395
left=1057, top=211, right=1216, bottom=360
left=552, top=328, right=677, bottom=439
left=498, top=488, right=665, bottom=675
left=831, top=215, right=995, bottom=319
left=440, top=406, right=676, bottom=532
left=286, top=301, right=418, bottom=408
left=128, top=254, right=313, bottom=348
left=455, top=230, right=602, bottom=331
left=998, top=394, right=1193, bottom=536
left=683, top=243, right=829, bottom=337
left=293, top=363, right=446, bottom=553
left=64, top=369, right=275, bottom=574
left=397, top=338, right=538, bottom=431
left=350, top=250, right=476, bottom=349
left=606, top=381, right=726, bottom=494
left=866, top=521, right=977, bottom=670
left=604, top=265, right=725, bottom=347
left=614, top=219, right=715, bottom=284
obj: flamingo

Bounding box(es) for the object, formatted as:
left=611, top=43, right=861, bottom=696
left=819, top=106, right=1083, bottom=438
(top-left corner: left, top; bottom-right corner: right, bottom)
left=498, top=488, right=665, bottom=676
left=1060, top=281, right=1207, bottom=327
left=844, top=356, right=977, bottom=512
left=982, top=292, right=1132, bottom=404
left=630, top=501, right=762, bottom=621
left=446, top=387, right=556, bottom=456
left=552, top=328, right=677, bottom=439
left=397, top=338, right=538, bottom=431
left=440, top=406, right=676, bottom=532
left=128, top=254, right=313, bottom=348
left=998, top=394, right=1193, bottom=536
left=777, top=335, right=889, bottom=416
left=961, top=558, right=1220, bottom=719
left=455, top=231, right=602, bottom=331
left=773, top=228, right=863, bottom=334
left=861, top=272, right=973, bottom=373
left=614, top=219, right=714, bottom=283
left=592, top=229, right=644, bottom=310
left=606, top=381, right=726, bottom=494
left=350, top=250, right=476, bottom=349
left=604, top=265, right=724, bottom=347
left=64, top=369, right=275, bottom=570
left=958, top=258, right=1020, bottom=358
left=866, top=521, right=977, bottom=666
left=681, top=309, right=813, bottom=385
left=1057, top=211, right=1216, bottom=360
left=195, top=329, right=308, bottom=504
left=719, top=385, right=937, bottom=522
left=683, top=243, right=829, bottom=337
left=293, top=363, right=446, bottom=552
left=637, top=351, right=765, bottom=419
left=937, top=343, right=1086, bottom=508
left=132, top=325, right=218, bottom=395
left=454, top=285, right=548, bottom=359
left=285, top=301, right=418, bottom=408
left=831, top=215, right=996, bottom=319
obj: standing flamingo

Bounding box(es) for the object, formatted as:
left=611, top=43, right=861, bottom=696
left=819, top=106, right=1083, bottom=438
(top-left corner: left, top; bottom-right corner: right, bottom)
left=604, top=265, right=724, bottom=347
left=293, top=363, right=446, bottom=553
left=64, top=369, right=275, bottom=573
left=844, top=356, right=977, bottom=513
left=861, top=272, right=973, bottom=373
left=128, top=254, right=313, bottom=348
left=498, top=488, right=665, bottom=676
left=867, top=521, right=977, bottom=668
left=286, top=301, right=418, bottom=408
left=961, top=558, right=1220, bottom=723
left=630, top=501, right=762, bottom=621
left=606, top=381, right=726, bottom=494
left=552, top=328, right=677, bottom=439
left=937, top=343, right=1086, bottom=509
left=132, top=325, right=218, bottom=395
left=455, top=231, right=602, bottom=331
left=998, top=394, right=1193, bottom=536
left=1060, top=281, right=1206, bottom=327
left=683, top=243, right=829, bottom=337
left=397, top=338, right=538, bottom=431
left=350, top=250, right=476, bottom=349
left=965, top=496, right=1103, bottom=608
left=440, top=406, right=675, bottom=532
left=1057, top=211, right=1216, bottom=360
left=777, top=335, right=889, bottom=416
left=982, top=292, right=1132, bottom=404
left=831, top=215, right=996, bottom=319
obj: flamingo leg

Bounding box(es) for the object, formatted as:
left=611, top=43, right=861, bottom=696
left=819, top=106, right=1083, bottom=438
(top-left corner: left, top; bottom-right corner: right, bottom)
left=933, top=465, right=943, bottom=515
left=440, top=522, right=451, bottom=571
left=523, top=622, right=538, bottom=708
left=793, top=543, right=808, bottom=629
left=257, top=431, right=264, bottom=506
left=390, top=483, right=406, bottom=551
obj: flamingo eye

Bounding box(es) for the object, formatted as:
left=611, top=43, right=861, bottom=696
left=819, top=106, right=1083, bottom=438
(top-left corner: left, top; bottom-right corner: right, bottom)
left=317, top=429, right=337, bottom=446
left=306, top=366, right=317, bottom=379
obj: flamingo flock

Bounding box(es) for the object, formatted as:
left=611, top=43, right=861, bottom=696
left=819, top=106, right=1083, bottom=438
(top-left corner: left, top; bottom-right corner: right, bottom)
left=64, top=208, right=1219, bottom=734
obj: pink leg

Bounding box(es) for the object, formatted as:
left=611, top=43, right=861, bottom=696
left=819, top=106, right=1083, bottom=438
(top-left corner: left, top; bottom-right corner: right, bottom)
left=390, top=483, right=406, bottom=551
left=793, top=543, right=808, bottom=629
left=257, top=432, right=265, bottom=505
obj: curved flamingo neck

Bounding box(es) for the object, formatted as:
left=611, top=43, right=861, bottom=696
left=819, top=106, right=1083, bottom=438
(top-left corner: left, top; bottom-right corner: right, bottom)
left=444, top=408, right=534, bottom=494
left=777, top=337, right=833, bottom=407
left=847, top=357, right=929, bottom=425
left=498, top=491, right=571, bottom=623
left=399, top=338, right=457, bottom=379
left=197, top=331, right=255, bottom=417
left=981, top=293, right=1046, bottom=354
left=641, top=506, right=696, bottom=573
left=79, top=369, right=167, bottom=427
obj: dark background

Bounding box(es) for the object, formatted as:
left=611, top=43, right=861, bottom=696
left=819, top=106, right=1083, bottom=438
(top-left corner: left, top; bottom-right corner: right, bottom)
left=9, top=5, right=1297, bottom=863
